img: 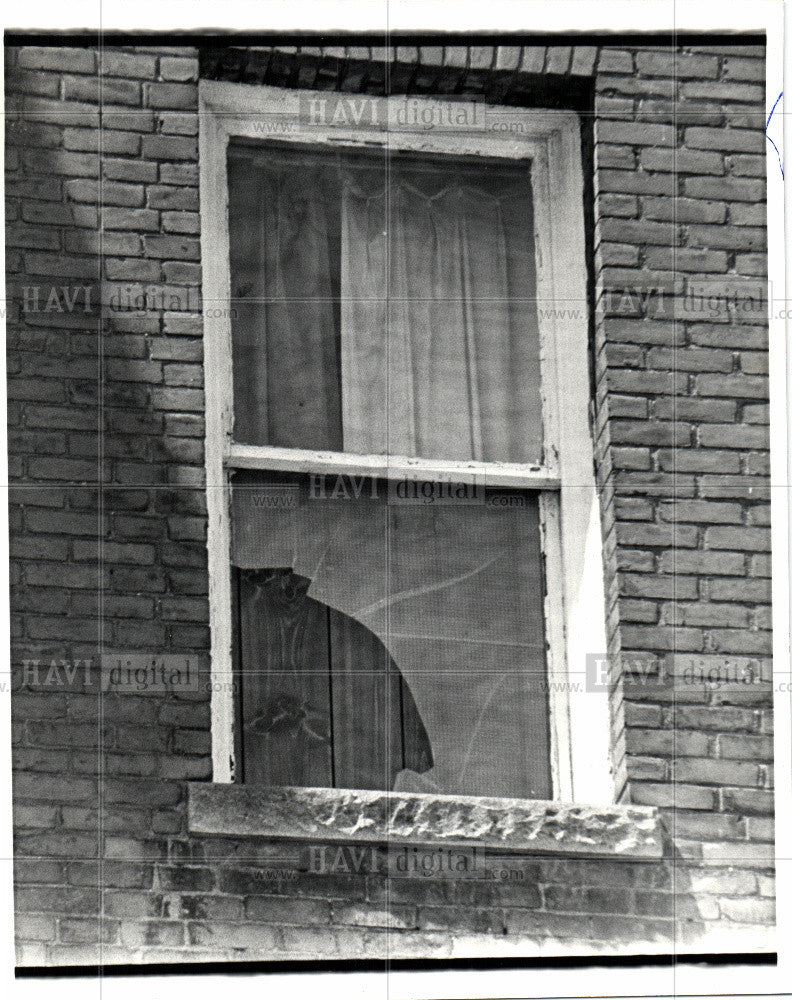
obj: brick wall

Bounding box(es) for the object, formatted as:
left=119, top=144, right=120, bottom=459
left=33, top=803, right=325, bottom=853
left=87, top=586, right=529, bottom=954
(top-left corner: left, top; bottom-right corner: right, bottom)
left=5, top=40, right=775, bottom=966
left=589, top=42, right=773, bottom=898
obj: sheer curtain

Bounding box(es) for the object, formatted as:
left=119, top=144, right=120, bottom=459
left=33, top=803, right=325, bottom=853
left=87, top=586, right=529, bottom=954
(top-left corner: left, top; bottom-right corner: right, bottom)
left=228, top=154, right=343, bottom=450
left=340, top=159, right=543, bottom=464
left=229, top=146, right=543, bottom=463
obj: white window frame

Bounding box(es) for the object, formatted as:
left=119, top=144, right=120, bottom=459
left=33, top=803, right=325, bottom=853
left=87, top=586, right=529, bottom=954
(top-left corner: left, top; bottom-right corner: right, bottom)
left=199, top=80, right=612, bottom=803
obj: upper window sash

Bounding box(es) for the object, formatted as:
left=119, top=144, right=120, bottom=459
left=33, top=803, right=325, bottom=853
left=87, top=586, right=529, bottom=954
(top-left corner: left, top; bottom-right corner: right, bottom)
left=200, top=81, right=583, bottom=487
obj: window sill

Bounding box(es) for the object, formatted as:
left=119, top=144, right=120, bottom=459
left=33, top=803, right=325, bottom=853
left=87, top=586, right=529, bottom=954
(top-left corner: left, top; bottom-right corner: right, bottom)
left=187, top=783, right=663, bottom=861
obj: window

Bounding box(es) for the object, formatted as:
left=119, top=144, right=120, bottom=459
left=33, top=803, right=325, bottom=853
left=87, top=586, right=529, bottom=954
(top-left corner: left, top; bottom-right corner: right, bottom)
left=200, top=82, right=611, bottom=804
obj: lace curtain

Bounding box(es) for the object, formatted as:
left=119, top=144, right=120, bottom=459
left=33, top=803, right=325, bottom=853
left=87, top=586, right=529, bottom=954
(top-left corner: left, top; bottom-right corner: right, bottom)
left=229, top=146, right=543, bottom=464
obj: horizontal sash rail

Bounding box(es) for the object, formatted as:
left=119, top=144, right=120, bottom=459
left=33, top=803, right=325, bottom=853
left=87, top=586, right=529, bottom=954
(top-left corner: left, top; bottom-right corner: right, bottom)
left=226, top=443, right=561, bottom=489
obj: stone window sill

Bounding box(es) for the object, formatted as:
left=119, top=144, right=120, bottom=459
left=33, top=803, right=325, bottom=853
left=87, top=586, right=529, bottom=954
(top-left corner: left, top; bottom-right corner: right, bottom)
left=187, top=783, right=663, bottom=860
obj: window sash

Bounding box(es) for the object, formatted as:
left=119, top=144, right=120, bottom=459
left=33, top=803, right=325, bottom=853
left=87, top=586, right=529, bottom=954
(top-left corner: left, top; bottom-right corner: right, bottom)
left=230, top=471, right=554, bottom=799
left=203, top=82, right=563, bottom=472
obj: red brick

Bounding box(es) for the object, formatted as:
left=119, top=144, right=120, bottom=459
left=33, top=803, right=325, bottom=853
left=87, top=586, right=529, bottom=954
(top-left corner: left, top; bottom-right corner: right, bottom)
left=687, top=224, right=766, bottom=251
left=705, top=526, right=770, bottom=551
left=103, top=158, right=156, bottom=182
left=595, top=120, right=677, bottom=146
left=698, top=475, right=769, bottom=500
left=60, top=916, right=120, bottom=943
left=659, top=501, right=741, bottom=524
left=15, top=885, right=100, bottom=913
left=595, top=145, right=637, bottom=169
left=141, top=134, right=197, bottom=160
left=162, top=211, right=200, bottom=234
left=595, top=171, right=675, bottom=196
left=17, top=47, right=96, bottom=73
left=103, top=109, right=156, bottom=132
left=710, top=578, right=771, bottom=602
left=730, top=203, right=767, bottom=226
left=120, top=919, right=185, bottom=948
left=597, top=218, right=679, bottom=246
left=647, top=347, right=732, bottom=372
left=625, top=728, right=710, bottom=757
left=102, top=207, right=159, bottom=232
left=616, top=523, right=697, bottom=547
left=720, top=898, right=775, bottom=923
left=685, top=176, right=765, bottom=202
left=147, top=185, right=199, bottom=211
left=159, top=57, right=199, bottom=82
left=144, top=235, right=200, bottom=260
left=685, top=127, right=765, bottom=153
left=657, top=450, right=740, bottom=474
left=597, top=49, right=633, bottom=73
left=100, top=52, right=158, bottom=78
left=698, top=425, right=768, bottom=449
left=63, top=75, right=141, bottom=106
left=15, top=913, right=57, bottom=941
left=635, top=51, right=719, bottom=78
left=638, top=98, right=723, bottom=127
left=630, top=782, right=716, bottom=809
left=639, top=147, right=724, bottom=174
left=718, top=54, right=765, bottom=79
left=641, top=197, right=726, bottom=224
left=658, top=550, right=745, bottom=575
left=696, top=373, right=768, bottom=399
left=708, top=628, right=771, bottom=655
left=672, top=757, right=760, bottom=786
left=594, top=95, right=634, bottom=119
left=619, top=574, right=698, bottom=600
left=624, top=702, right=663, bottom=727
left=721, top=788, right=774, bottom=815
left=672, top=705, right=760, bottom=732
left=682, top=81, right=764, bottom=103
left=719, top=734, right=773, bottom=760
left=65, top=128, right=139, bottom=155
left=543, top=46, right=571, bottom=74
left=668, top=811, right=745, bottom=842
left=597, top=193, right=639, bottom=218
left=159, top=163, right=198, bottom=185
left=728, top=155, right=767, bottom=177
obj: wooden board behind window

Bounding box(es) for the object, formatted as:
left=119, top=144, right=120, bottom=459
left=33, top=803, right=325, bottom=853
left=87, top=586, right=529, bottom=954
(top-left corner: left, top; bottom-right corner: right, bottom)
left=239, top=568, right=433, bottom=790
left=329, top=611, right=404, bottom=791
left=238, top=569, right=334, bottom=787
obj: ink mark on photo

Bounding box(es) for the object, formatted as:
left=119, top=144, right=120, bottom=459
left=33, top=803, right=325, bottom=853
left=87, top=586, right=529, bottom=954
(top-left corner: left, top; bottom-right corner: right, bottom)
left=766, top=91, right=783, bottom=179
